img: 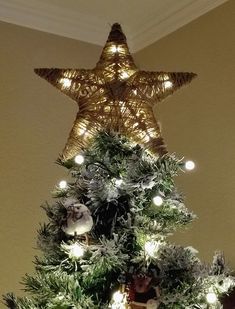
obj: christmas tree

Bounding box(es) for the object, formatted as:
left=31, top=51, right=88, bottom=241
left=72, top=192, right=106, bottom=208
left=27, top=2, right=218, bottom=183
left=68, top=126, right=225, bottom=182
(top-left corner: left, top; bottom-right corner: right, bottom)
left=4, top=24, right=234, bottom=309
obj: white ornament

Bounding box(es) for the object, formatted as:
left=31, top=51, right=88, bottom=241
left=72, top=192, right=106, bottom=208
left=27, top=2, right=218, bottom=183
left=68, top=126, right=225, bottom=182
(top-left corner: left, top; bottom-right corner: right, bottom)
left=62, top=203, right=93, bottom=236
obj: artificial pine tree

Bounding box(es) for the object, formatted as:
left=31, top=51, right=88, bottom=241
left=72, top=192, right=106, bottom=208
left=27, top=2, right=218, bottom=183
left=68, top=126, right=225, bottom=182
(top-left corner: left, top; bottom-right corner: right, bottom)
left=4, top=24, right=234, bottom=309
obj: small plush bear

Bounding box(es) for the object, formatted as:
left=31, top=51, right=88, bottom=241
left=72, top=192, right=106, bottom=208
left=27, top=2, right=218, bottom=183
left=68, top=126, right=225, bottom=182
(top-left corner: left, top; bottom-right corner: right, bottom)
left=129, top=272, right=160, bottom=309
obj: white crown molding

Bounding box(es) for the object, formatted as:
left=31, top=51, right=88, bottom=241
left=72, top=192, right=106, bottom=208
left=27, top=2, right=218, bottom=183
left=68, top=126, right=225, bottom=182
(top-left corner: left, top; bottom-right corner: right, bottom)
left=0, top=0, right=229, bottom=52
left=0, top=0, right=110, bottom=46
left=131, top=0, right=229, bottom=52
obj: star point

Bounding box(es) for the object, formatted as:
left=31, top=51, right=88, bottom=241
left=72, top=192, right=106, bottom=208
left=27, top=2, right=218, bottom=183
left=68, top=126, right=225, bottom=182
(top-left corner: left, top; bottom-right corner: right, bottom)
left=35, top=23, right=196, bottom=161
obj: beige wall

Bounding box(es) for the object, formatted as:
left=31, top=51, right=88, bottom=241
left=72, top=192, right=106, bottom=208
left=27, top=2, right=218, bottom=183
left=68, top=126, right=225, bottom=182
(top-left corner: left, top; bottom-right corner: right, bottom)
left=135, top=0, right=235, bottom=268
left=0, top=21, right=102, bottom=297
left=0, top=0, right=235, bottom=299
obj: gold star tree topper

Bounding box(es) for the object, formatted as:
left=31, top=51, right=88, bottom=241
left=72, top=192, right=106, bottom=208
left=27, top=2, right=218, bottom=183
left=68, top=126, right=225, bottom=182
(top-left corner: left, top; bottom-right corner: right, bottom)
left=35, top=23, right=196, bottom=161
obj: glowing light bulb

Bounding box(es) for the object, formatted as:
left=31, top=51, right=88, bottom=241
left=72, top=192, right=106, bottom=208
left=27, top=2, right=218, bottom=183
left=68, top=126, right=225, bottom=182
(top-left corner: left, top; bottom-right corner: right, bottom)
left=145, top=240, right=160, bottom=257
left=111, top=45, right=117, bottom=52
left=75, top=154, right=85, bottom=164
left=133, top=122, right=139, bottom=128
left=57, top=293, right=65, bottom=301
left=185, top=160, right=195, bottom=171
left=164, top=80, right=173, bottom=89
left=115, top=178, right=123, bottom=186
left=153, top=195, right=163, bottom=206
left=60, top=78, right=71, bottom=88
left=144, top=135, right=150, bottom=142
left=59, top=180, right=67, bottom=189
left=113, top=291, right=124, bottom=303
left=121, top=71, right=129, bottom=79
left=133, top=89, right=137, bottom=95
left=206, top=292, right=217, bottom=304
left=79, top=128, right=86, bottom=135
left=110, top=45, right=120, bottom=53
left=84, top=131, right=90, bottom=138
left=68, top=243, right=84, bottom=258
left=119, top=101, right=126, bottom=113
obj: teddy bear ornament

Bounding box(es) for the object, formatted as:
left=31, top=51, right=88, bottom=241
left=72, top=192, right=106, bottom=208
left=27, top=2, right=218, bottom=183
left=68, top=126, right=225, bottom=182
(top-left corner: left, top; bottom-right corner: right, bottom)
left=128, top=272, right=160, bottom=309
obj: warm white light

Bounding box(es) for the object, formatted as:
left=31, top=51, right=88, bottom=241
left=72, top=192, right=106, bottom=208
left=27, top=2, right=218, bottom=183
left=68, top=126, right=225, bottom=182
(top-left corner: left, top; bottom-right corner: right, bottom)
left=79, top=128, right=86, bottom=135
left=164, top=80, right=173, bottom=89
left=57, top=293, right=65, bottom=301
left=144, top=135, right=150, bottom=142
left=60, top=78, right=71, bottom=88
left=185, top=160, right=195, bottom=171
left=59, top=180, right=67, bottom=189
left=111, top=45, right=118, bottom=52
left=153, top=195, right=163, bottom=206
left=84, top=131, right=90, bottom=138
left=113, top=291, right=124, bottom=303
left=68, top=243, right=84, bottom=258
left=133, top=89, right=137, bottom=95
left=133, top=122, right=139, bottom=128
left=115, top=179, right=123, bottom=187
left=110, top=45, right=120, bottom=53
left=206, top=292, right=217, bottom=304
left=121, top=71, right=129, bottom=79
left=145, top=240, right=161, bottom=257
left=120, top=106, right=126, bottom=113
left=119, top=101, right=126, bottom=113
left=75, top=154, right=85, bottom=164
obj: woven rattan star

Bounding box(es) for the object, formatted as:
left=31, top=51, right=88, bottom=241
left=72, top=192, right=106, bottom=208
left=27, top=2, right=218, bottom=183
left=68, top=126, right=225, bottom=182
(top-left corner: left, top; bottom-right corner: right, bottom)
left=35, top=23, right=196, bottom=161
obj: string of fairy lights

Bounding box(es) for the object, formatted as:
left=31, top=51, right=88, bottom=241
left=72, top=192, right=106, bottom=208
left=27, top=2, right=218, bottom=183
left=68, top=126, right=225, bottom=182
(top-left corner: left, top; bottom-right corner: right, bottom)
left=58, top=155, right=196, bottom=193
left=29, top=23, right=232, bottom=309
left=59, top=74, right=174, bottom=92
left=56, top=154, right=219, bottom=307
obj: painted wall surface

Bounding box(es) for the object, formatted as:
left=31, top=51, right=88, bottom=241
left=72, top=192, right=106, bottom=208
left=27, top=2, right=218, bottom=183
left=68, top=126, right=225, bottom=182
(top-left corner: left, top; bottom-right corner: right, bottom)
left=0, top=20, right=101, bottom=297
left=0, top=0, right=235, bottom=300
left=135, top=0, right=235, bottom=269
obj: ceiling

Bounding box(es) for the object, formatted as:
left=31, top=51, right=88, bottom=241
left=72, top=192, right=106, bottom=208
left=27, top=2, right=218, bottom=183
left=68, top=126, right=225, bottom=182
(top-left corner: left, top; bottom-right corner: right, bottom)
left=0, top=0, right=228, bottom=51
